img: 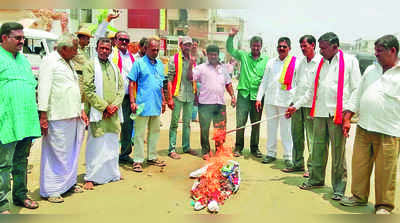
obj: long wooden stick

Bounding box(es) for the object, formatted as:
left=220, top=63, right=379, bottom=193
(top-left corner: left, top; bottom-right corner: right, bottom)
left=226, top=113, right=286, bottom=134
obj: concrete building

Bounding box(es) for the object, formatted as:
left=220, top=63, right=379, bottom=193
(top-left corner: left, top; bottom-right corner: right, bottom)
left=340, top=41, right=355, bottom=53
left=354, top=38, right=375, bottom=54
left=166, top=9, right=245, bottom=60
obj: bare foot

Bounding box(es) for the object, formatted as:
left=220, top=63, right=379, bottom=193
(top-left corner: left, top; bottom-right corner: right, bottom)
left=1, top=210, right=10, bottom=214
left=120, top=175, right=124, bottom=180
left=84, top=181, right=94, bottom=190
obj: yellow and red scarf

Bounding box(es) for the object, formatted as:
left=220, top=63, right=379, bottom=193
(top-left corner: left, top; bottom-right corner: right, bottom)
left=310, top=50, right=345, bottom=125
left=279, top=55, right=296, bottom=90
left=172, top=50, right=197, bottom=96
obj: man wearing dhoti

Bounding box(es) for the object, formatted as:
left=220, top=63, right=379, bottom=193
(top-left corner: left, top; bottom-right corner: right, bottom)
left=82, top=38, right=124, bottom=190
left=37, top=33, right=88, bottom=203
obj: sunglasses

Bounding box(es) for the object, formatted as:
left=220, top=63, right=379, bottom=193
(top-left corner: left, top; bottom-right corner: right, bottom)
left=118, top=38, right=130, bottom=43
left=277, top=45, right=288, bottom=49
left=8, top=35, right=24, bottom=41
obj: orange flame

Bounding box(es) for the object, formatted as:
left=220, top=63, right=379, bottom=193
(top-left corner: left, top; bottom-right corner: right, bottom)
left=191, top=121, right=235, bottom=205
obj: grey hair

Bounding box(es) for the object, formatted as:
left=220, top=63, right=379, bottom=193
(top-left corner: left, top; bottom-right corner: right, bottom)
left=56, top=33, right=78, bottom=50
left=144, top=36, right=160, bottom=48
left=318, top=32, right=340, bottom=47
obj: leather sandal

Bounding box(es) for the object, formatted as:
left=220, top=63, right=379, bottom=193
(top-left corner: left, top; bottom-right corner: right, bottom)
left=184, top=149, right=198, bottom=156
left=48, top=195, right=64, bottom=203
left=132, top=162, right=143, bottom=172
left=72, top=184, right=84, bottom=193
left=147, top=159, right=166, bottom=167
left=281, top=167, right=304, bottom=173
left=168, top=152, right=181, bottom=159
left=298, top=182, right=324, bottom=190
left=14, top=198, right=39, bottom=209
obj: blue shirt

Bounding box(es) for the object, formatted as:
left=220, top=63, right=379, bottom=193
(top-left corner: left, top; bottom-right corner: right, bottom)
left=128, top=55, right=165, bottom=116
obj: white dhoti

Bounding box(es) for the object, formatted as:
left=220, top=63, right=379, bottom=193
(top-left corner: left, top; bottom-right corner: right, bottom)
left=84, top=129, right=120, bottom=184
left=40, top=118, right=84, bottom=197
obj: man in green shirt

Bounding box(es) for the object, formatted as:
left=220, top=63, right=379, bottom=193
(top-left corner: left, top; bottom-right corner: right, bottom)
left=226, top=28, right=269, bottom=158
left=0, top=22, right=41, bottom=214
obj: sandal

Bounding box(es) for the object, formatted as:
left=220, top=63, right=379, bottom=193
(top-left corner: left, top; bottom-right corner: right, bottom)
left=233, top=152, right=241, bottom=157
left=281, top=167, right=304, bottom=173
left=147, top=159, right=167, bottom=167
left=298, top=182, right=324, bottom=190
left=132, top=162, right=143, bottom=172
left=48, top=195, right=64, bottom=203
left=184, top=149, right=198, bottom=156
left=168, top=152, right=181, bottom=159
left=13, top=198, right=39, bottom=209
left=72, top=184, right=84, bottom=193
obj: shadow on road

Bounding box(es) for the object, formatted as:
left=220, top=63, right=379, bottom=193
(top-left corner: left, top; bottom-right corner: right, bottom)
left=269, top=175, right=375, bottom=214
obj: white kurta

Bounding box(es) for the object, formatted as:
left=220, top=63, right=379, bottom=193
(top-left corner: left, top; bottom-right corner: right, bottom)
left=84, top=129, right=121, bottom=184
left=84, top=58, right=122, bottom=184
left=293, top=52, right=361, bottom=117
left=257, top=56, right=298, bottom=159
left=40, top=118, right=84, bottom=197
left=346, top=62, right=400, bottom=137
left=256, top=56, right=297, bottom=106
left=292, top=54, right=322, bottom=108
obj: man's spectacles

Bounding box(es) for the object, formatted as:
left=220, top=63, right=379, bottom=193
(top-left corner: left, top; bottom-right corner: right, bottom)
left=277, top=45, right=288, bottom=49
left=118, top=38, right=130, bottom=43
left=8, top=35, right=24, bottom=41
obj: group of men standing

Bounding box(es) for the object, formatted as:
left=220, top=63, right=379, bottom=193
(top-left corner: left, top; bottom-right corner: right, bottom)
left=0, top=20, right=166, bottom=211
left=254, top=31, right=399, bottom=215
left=225, top=28, right=400, bottom=215
left=0, top=19, right=399, bottom=215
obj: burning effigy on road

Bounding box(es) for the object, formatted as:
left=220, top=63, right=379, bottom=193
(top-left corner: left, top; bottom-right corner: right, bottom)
left=189, top=122, right=240, bottom=213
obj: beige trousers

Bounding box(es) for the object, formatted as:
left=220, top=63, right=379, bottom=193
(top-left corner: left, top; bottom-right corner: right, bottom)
left=351, top=125, right=400, bottom=211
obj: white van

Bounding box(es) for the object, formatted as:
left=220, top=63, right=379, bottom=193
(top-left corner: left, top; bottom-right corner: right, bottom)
left=22, top=28, right=58, bottom=77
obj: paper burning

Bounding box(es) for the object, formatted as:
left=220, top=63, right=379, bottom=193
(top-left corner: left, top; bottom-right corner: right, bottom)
left=189, top=122, right=240, bottom=213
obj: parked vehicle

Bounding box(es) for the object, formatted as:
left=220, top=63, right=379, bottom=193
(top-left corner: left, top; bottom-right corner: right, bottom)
left=22, top=28, right=58, bottom=77
left=353, top=52, right=376, bottom=75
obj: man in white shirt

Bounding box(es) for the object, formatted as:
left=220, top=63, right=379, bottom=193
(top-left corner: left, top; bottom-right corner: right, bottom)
left=340, top=35, right=400, bottom=215
left=256, top=37, right=297, bottom=168
left=110, top=31, right=135, bottom=164
left=37, top=33, right=89, bottom=203
left=282, top=35, right=320, bottom=177
left=286, top=32, right=361, bottom=201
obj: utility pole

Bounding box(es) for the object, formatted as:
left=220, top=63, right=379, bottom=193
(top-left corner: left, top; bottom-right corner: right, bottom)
left=209, top=9, right=217, bottom=44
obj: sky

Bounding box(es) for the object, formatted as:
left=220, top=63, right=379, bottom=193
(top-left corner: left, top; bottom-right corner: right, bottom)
left=218, top=0, right=399, bottom=55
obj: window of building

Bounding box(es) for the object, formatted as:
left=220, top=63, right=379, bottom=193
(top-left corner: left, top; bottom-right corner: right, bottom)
left=216, top=27, right=224, bottom=33
left=176, top=30, right=185, bottom=36
left=80, top=9, right=92, bottom=23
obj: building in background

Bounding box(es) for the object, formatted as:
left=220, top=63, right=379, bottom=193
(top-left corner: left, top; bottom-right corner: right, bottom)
left=354, top=38, right=375, bottom=54
left=165, top=9, right=245, bottom=60
left=0, top=9, right=245, bottom=60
